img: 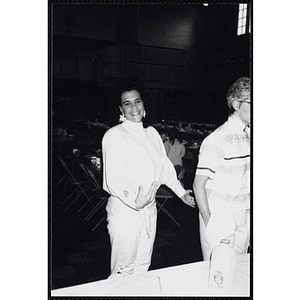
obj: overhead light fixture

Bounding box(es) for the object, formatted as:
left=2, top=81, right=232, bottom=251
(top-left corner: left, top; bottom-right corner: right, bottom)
left=203, top=3, right=209, bottom=6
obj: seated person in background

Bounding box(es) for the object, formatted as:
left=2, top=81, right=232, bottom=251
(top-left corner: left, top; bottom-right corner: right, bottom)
left=159, top=131, right=169, bottom=143
left=164, top=128, right=186, bottom=178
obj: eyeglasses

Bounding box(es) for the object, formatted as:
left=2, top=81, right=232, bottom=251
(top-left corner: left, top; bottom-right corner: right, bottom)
left=239, top=100, right=251, bottom=104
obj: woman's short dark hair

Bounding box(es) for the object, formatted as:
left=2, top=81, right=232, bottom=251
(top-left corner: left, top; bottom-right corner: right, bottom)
left=115, top=79, right=146, bottom=106
left=117, top=85, right=144, bottom=106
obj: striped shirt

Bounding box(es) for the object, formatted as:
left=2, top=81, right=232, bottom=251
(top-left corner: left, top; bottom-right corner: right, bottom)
left=196, top=115, right=250, bottom=209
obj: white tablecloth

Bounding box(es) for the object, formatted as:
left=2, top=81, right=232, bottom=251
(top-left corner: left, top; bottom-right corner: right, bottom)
left=51, top=253, right=250, bottom=297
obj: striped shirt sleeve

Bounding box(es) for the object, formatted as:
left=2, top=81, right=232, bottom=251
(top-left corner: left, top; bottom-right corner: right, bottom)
left=195, top=139, right=224, bottom=180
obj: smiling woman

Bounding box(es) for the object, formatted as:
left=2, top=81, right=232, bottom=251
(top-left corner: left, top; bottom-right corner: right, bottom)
left=101, top=82, right=196, bottom=278
left=120, top=90, right=145, bottom=123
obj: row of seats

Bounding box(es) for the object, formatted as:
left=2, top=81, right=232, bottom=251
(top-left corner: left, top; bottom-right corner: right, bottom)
left=51, top=148, right=198, bottom=230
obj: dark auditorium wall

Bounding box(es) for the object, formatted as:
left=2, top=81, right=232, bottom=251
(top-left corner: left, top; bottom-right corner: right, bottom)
left=51, top=3, right=251, bottom=125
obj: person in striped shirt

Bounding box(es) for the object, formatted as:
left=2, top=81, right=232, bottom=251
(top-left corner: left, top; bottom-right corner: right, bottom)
left=193, top=77, right=251, bottom=260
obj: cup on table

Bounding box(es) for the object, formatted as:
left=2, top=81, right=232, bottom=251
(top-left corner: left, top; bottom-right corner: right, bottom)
left=96, top=157, right=101, bottom=171
left=73, top=148, right=80, bottom=158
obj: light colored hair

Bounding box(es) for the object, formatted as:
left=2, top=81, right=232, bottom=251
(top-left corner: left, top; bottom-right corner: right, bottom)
left=227, top=77, right=251, bottom=111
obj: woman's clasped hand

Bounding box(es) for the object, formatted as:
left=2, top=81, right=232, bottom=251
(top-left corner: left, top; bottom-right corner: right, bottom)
left=135, top=182, right=158, bottom=210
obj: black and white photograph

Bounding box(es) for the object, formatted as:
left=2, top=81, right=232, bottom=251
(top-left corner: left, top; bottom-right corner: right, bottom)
left=3, top=1, right=300, bottom=300
left=49, top=1, right=252, bottom=297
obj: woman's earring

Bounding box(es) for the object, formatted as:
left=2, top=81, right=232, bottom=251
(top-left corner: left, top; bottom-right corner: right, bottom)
left=119, top=114, right=126, bottom=123
left=143, top=110, right=146, bottom=118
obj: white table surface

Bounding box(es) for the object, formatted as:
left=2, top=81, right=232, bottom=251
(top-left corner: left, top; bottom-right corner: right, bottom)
left=52, top=253, right=250, bottom=297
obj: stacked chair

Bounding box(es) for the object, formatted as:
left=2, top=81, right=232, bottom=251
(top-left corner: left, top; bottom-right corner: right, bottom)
left=51, top=147, right=108, bottom=231
left=155, top=167, right=185, bottom=227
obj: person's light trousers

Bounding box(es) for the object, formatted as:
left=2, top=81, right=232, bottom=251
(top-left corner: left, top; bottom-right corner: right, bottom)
left=199, top=199, right=250, bottom=261
left=106, top=198, right=157, bottom=276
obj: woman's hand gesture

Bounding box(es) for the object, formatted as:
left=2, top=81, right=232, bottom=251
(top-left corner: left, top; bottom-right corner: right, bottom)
left=180, top=190, right=196, bottom=208
left=135, top=182, right=157, bottom=210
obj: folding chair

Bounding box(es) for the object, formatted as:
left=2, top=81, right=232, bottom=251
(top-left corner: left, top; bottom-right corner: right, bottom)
left=51, top=150, right=68, bottom=188
left=156, top=186, right=181, bottom=227
left=52, top=148, right=95, bottom=212
left=77, top=163, right=108, bottom=231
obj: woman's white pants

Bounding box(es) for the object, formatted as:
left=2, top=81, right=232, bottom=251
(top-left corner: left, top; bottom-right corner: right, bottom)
left=106, top=198, right=157, bottom=276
